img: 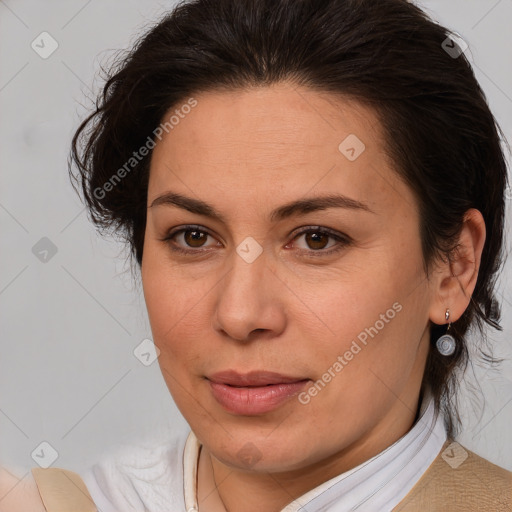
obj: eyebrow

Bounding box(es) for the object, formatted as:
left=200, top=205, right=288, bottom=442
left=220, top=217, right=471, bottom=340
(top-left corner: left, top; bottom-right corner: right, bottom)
left=149, top=191, right=375, bottom=222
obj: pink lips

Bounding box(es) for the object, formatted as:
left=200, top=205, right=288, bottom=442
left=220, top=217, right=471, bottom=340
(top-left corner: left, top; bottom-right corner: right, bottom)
left=207, top=370, right=310, bottom=415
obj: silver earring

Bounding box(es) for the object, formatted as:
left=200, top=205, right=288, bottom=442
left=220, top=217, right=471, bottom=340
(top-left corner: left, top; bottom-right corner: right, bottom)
left=436, top=309, right=456, bottom=356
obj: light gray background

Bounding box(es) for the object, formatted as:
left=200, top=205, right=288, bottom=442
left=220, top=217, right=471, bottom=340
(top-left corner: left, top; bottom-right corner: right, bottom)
left=1, top=0, right=511, bottom=477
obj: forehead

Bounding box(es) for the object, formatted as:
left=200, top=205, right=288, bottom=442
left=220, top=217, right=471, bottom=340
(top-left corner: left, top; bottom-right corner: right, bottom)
left=148, top=83, right=412, bottom=216
left=153, top=83, right=381, bottom=156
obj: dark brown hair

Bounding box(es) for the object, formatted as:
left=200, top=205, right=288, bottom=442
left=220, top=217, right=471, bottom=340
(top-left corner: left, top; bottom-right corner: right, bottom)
left=69, top=0, right=509, bottom=437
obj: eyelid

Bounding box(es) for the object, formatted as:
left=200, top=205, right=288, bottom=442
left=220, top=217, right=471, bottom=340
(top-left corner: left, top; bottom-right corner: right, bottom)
left=162, top=224, right=220, bottom=252
left=289, top=225, right=349, bottom=242
left=161, top=224, right=351, bottom=256
left=288, top=226, right=351, bottom=256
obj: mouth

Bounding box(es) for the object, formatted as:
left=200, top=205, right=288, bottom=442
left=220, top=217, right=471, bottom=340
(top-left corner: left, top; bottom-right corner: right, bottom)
left=206, top=370, right=310, bottom=415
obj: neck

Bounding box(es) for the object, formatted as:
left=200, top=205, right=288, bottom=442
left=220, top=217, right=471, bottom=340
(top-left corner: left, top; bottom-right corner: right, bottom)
left=196, top=391, right=422, bottom=512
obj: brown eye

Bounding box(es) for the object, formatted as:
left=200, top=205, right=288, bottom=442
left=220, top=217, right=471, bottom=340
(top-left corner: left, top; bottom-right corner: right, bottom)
left=162, top=225, right=221, bottom=255
left=183, top=229, right=208, bottom=248
left=289, top=227, right=351, bottom=256
left=304, top=232, right=330, bottom=250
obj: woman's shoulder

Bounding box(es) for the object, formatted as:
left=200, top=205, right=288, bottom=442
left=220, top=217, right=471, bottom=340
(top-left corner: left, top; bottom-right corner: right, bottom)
left=395, top=439, right=511, bottom=511
left=0, top=428, right=191, bottom=512
left=0, top=465, right=99, bottom=512
left=457, top=440, right=511, bottom=478
left=0, top=466, right=46, bottom=512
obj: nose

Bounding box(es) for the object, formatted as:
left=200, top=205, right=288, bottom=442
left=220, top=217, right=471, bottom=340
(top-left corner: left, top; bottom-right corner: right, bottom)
left=211, top=244, right=287, bottom=343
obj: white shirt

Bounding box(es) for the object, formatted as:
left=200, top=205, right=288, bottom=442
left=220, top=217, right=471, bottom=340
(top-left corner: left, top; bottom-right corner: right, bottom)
left=82, top=390, right=447, bottom=512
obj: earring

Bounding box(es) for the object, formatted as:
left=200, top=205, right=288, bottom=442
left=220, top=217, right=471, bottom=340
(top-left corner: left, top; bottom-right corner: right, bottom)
left=436, top=309, right=456, bottom=356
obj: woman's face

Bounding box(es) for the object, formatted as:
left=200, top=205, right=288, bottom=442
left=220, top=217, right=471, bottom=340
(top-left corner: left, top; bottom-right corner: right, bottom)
left=142, top=83, right=437, bottom=473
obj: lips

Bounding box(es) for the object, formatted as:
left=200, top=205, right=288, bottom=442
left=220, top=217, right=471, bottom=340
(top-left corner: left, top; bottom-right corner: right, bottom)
left=206, top=370, right=310, bottom=414
left=208, top=370, right=307, bottom=386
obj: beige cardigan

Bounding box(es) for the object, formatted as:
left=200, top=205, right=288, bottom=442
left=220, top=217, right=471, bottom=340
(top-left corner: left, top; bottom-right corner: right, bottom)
left=32, top=439, right=511, bottom=512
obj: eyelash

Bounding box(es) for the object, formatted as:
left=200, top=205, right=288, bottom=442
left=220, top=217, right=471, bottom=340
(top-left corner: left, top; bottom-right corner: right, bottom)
left=160, top=225, right=351, bottom=257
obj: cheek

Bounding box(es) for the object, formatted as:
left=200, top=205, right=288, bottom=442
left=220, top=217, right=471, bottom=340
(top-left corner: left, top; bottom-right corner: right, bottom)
left=286, top=259, right=397, bottom=335
left=141, top=222, right=427, bottom=367
left=294, top=252, right=427, bottom=378
left=142, top=248, right=183, bottom=345
left=141, top=248, right=214, bottom=362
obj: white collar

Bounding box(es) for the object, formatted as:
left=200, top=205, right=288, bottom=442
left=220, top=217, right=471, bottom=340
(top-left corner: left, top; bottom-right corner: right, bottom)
left=183, top=389, right=447, bottom=512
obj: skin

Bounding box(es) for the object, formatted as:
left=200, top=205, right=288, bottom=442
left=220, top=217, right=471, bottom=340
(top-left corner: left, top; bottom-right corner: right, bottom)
left=0, top=82, right=486, bottom=512
left=0, top=468, right=46, bottom=512
left=140, top=82, right=485, bottom=512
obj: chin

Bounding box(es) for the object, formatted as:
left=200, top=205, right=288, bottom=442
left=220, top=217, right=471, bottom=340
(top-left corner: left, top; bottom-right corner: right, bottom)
left=203, top=424, right=323, bottom=471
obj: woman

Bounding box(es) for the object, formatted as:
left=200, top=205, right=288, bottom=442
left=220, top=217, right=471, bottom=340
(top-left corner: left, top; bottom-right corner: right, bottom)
left=2, top=0, right=510, bottom=510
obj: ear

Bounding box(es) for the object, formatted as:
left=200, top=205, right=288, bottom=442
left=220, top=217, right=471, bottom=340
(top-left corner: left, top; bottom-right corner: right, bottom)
left=429, top=208, right=486, bottom=325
